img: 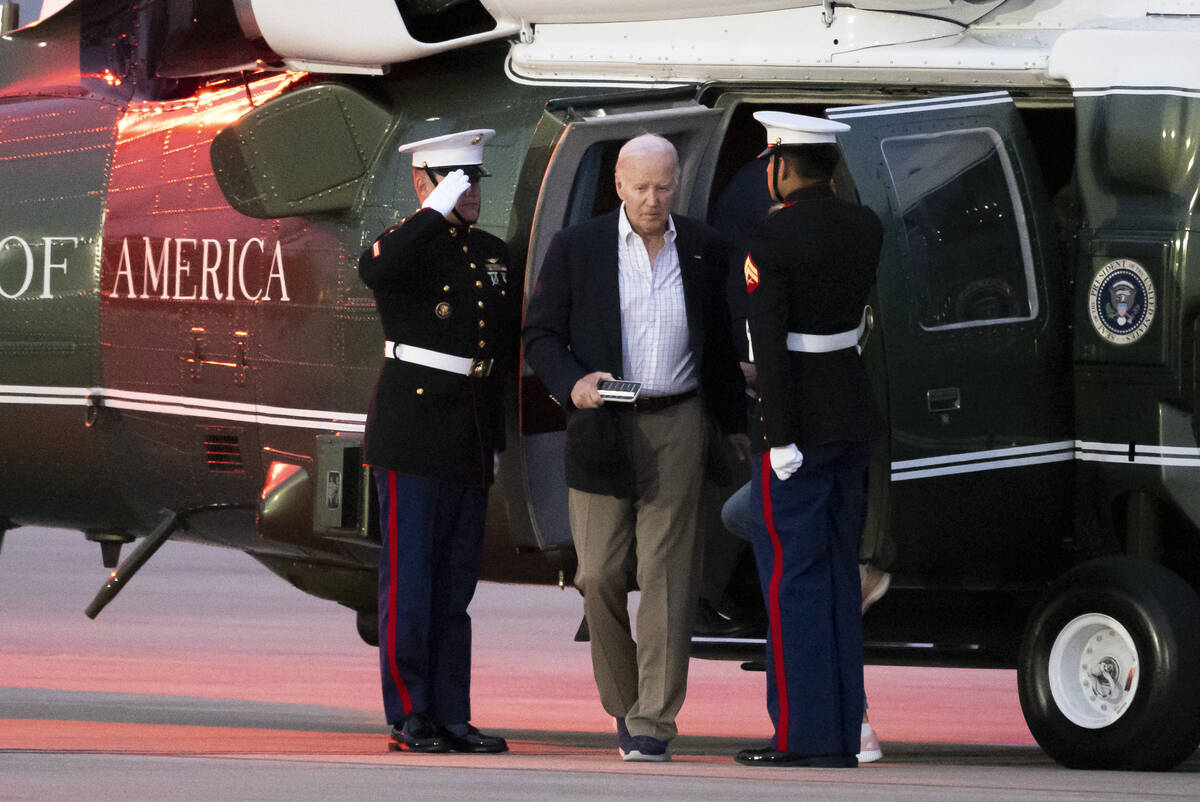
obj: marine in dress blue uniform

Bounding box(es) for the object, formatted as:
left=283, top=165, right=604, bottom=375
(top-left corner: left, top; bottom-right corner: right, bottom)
left=358, top=129, right=517, bottom=754
left=734, top=112, right=886, bottom=768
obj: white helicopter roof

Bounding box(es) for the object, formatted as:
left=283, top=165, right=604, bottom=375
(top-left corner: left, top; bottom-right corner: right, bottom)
left=225, top=1, right=1200, bottom=91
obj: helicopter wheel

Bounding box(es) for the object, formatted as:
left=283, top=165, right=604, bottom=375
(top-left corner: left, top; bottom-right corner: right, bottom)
left=1017, top=556, right=1200, bottom=770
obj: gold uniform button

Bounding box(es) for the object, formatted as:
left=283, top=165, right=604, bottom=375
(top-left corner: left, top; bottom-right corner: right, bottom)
left=478, top=320, right=485, bottom=328
left=448, top=227, right=457, bottom=236
left=416, top=388, right=424, bottom=395
left=462, top=245, right=469, bottom=253
left=436, top=302, right=452, bottom=319
left=470, top=262, right=477, bottom=270
left=477, top=301, right=484, bottom=309
left=442, top=284, right=450, bottom=292
left=478, top=339, right=486, bottom=348
left=475, top=280, right=483, bottom=288
left=500, top=289, right=506, bottom=296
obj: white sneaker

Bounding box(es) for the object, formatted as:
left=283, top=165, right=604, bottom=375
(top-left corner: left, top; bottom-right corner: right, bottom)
left=857, top=722, right=883, bottom=763
left=860, top=564, right=891, bottom=613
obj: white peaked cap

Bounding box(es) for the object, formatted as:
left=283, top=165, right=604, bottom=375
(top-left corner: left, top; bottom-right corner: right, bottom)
left=753, top=111, right=849, bottom=156
left=398, top=128, right=496, bottom=168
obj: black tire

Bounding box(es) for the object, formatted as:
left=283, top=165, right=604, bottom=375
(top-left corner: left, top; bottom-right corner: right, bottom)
left=1018, top=556, right=1200, bottom=770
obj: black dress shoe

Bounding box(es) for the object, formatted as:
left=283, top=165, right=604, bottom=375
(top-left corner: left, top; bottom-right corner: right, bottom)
left=693, top=599, right=747, bottom=637
left=442, top=724, right=508, bottom=753
left=388, top=712, right=452, bottom=753
left=734, top=747, right=857, bottom=768
left=693, top=599, right=767, bottom=638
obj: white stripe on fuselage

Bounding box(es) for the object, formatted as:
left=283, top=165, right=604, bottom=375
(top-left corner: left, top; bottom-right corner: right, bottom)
left=0, top=384, right=366, bottom=433
left=891, top=440, right=1200, bottom=481
left=5, top=386, right=1199, bottom=470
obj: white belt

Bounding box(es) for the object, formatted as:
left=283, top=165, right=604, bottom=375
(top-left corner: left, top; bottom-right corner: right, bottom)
left=384, top=341, right=492, bottom=377
left=786, top=307, right=869, bottom=354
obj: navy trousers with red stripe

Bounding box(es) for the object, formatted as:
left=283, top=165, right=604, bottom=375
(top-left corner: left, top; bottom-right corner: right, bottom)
left=373, top=468, right=487, bottom=728
left=749, top=441, right=869, bottom=758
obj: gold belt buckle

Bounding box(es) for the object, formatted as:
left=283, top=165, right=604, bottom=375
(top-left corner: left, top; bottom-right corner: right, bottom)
left=469, top=357, right=493, bottom=378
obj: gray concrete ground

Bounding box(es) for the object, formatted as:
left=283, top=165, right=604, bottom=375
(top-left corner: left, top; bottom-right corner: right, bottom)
left=1, top=527, right=1196, bottom=800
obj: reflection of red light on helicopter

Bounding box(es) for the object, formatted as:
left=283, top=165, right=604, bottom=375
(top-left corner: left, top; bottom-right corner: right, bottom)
left=262, top=461, right=303, bottom=500
left=80, top=68, right=123, bottom=86
left=115, top=71, right=307, bottom=139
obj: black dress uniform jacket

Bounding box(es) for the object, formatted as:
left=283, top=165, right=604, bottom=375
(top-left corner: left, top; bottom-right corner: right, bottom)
left=746, top=183, right=886, bottom=453
left=359, top=208, right=518, bottom=486
left=522, top=210, right=746, bottom=496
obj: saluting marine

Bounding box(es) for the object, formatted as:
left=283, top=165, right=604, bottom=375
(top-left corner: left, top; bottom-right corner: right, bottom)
left=358, top=128, right=517, bottom=754
left=735, top=111, right=886, bottom=768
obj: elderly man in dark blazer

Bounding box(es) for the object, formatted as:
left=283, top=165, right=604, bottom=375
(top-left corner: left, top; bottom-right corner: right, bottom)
left=523, top=133, right=749, bottom=762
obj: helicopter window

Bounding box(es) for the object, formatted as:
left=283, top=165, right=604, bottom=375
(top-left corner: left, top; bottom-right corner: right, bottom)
left=561, top=131, right=694, bottom=229
left=882, top=128, right=1038, bottom=330
left=562, top=140, right=623, bottom=228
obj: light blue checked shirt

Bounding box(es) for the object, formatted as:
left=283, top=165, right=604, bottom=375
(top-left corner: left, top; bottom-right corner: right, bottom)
left=616, top=204, right=697, bottom=397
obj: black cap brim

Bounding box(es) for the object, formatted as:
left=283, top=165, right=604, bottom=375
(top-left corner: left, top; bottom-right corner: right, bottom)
left=432, top=164, right=490, bottom=179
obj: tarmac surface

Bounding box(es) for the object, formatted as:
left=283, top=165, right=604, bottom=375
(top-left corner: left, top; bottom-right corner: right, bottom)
left=2, top=526, right=1197, bottom=800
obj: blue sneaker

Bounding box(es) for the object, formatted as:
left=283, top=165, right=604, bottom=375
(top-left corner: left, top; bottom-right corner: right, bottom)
left=615, top=717, right=633, bottom=757
left=622, top=734, right=670, bottom=762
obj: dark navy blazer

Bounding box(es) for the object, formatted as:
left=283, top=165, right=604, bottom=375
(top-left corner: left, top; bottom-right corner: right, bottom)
left=523, top=210, right=745, bottom=494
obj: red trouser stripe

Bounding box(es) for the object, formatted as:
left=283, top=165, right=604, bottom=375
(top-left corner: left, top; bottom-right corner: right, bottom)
left=386, top=469, right=414, bottom=716
left=761, top=453, right=790, bottom=751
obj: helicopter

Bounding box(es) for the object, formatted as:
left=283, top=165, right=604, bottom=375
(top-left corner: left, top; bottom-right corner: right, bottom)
left=2, top=0, right=1200, bottom=770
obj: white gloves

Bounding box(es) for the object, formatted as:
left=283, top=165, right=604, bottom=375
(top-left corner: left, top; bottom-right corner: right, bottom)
left=421, top=169, right=470, bottom=217
left=770, top=443, right=804, bottom=481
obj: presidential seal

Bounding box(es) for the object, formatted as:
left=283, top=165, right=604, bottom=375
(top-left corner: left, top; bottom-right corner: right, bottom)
left=1088, top=258, right=1155, bottom=345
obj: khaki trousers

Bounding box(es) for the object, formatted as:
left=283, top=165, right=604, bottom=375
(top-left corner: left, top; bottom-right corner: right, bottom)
left=568, top=396, right=706, bottom=741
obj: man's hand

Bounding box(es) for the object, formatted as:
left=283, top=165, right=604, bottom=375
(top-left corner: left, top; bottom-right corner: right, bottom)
left=728, top=433, right=753, bottom=464
left=422, top=169, right=471, bottom=217
left=570, top=371, right=615, bottom=409
left=769, top=443, right=804, bottom=480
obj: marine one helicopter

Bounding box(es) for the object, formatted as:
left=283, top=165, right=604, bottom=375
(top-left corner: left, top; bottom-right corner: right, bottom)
left=2, top=0, right=1200, bottom=770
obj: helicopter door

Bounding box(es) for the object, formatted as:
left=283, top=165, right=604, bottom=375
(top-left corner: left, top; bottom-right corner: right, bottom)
left=512, top=99, right=722, bottom=552
left=828, top=92, right=1073, bottom=583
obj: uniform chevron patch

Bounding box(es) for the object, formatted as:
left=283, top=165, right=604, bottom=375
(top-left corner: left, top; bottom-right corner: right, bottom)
left=744, top=254, right=759, bottom=292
